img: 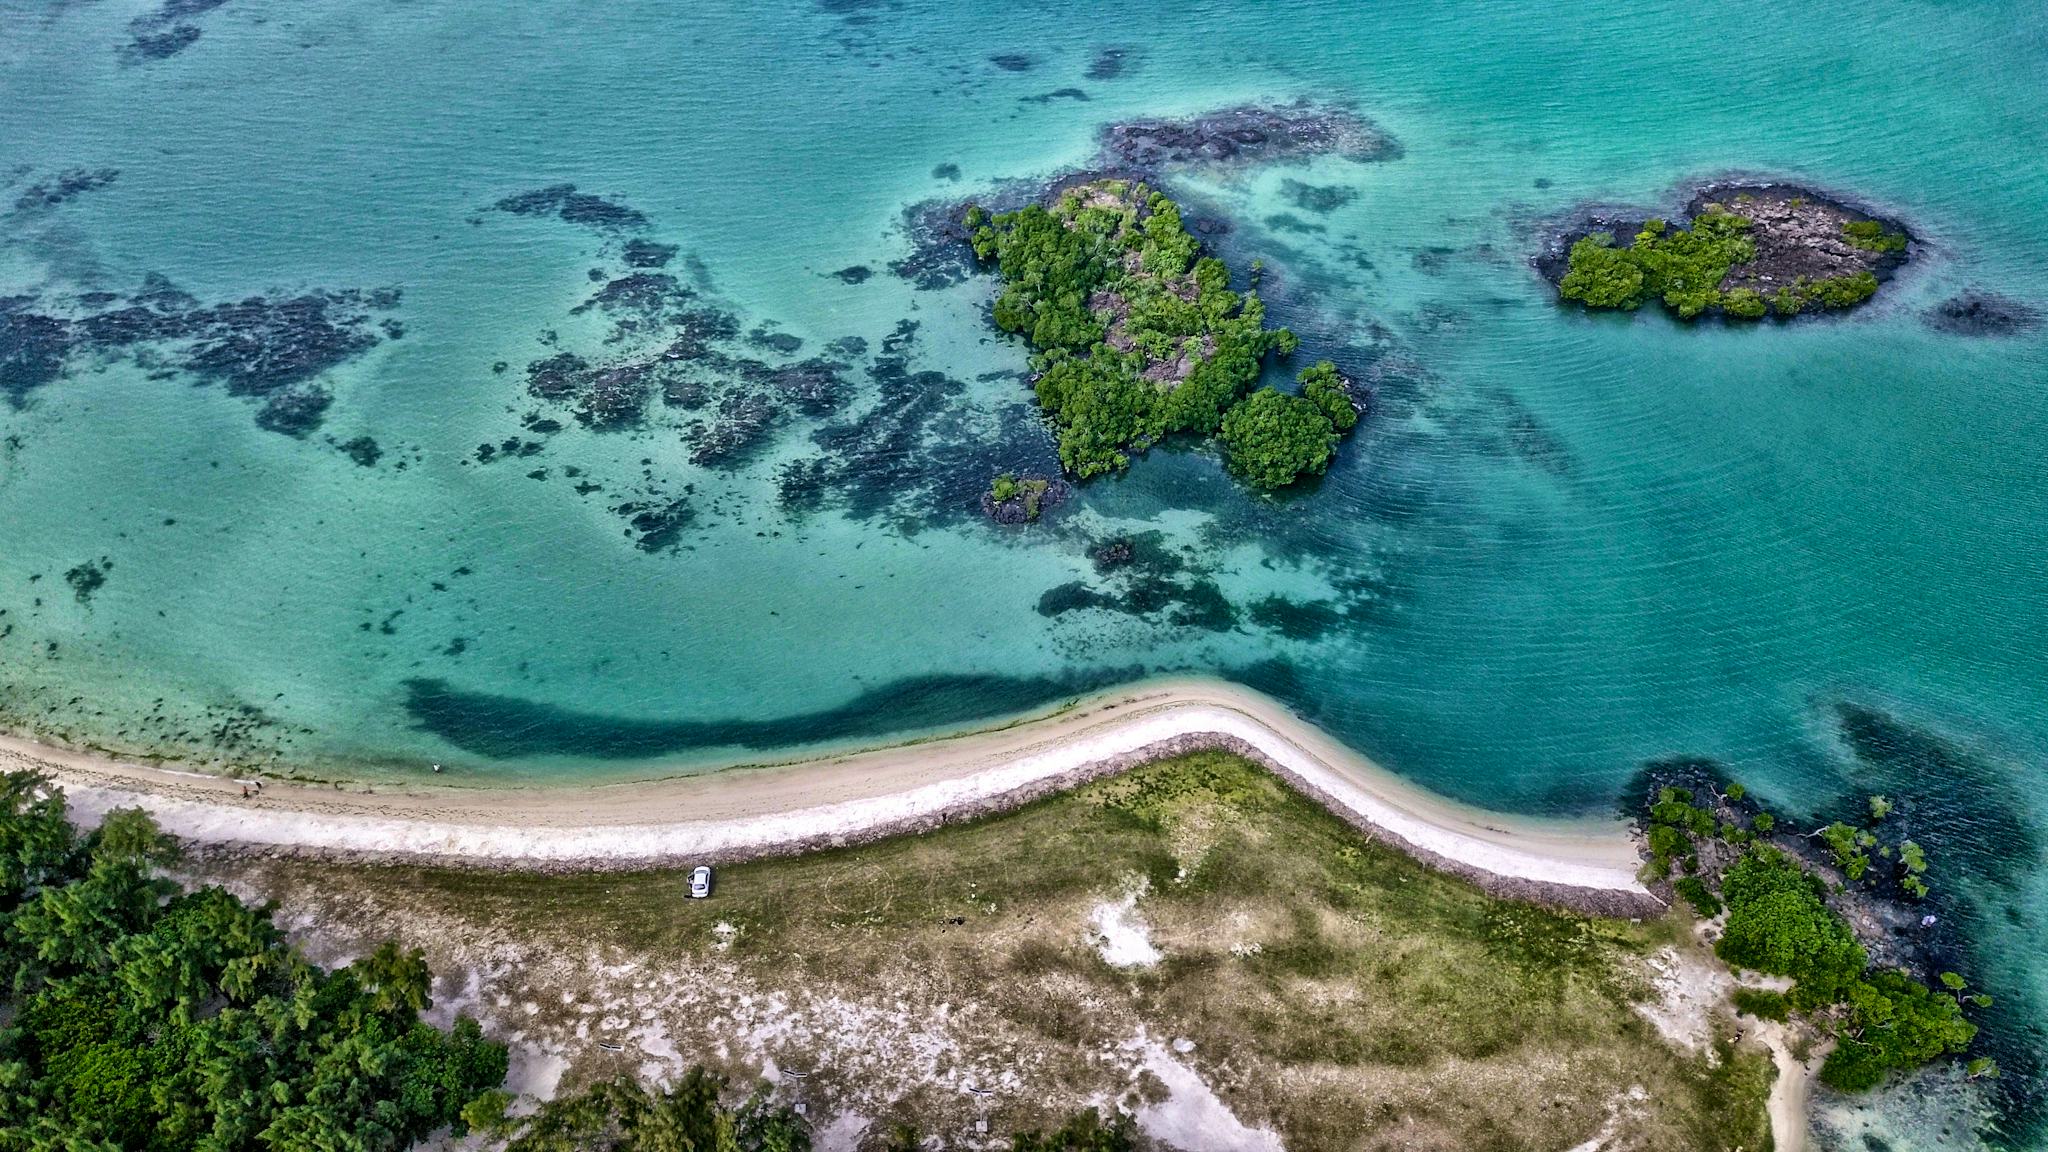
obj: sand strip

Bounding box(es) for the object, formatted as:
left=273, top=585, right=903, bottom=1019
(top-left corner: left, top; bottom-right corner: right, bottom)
left=0, top=678, right=1659, bottom=914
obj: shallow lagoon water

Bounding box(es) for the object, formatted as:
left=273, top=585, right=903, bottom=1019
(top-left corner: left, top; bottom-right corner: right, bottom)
left=4, top=0, right=2048, bottom=1140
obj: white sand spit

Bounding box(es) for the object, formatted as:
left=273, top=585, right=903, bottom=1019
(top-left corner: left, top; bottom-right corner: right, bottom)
left=1, top=678, right=1652, bottom=905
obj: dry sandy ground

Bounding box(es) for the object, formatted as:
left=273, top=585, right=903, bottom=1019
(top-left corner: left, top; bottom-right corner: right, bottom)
left=2, top=678, right=1654, bottom=909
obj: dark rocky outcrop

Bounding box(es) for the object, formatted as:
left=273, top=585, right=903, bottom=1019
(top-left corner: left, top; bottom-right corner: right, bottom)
left=1926, top=291, right=2041, bottom=337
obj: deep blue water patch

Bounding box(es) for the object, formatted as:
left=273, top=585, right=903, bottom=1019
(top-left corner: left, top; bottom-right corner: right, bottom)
left=403, top=666, right=1142, bottom=760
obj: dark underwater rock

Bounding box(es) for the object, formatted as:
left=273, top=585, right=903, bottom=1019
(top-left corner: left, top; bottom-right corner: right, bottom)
left=1099, top=101, right=1399, bottom=174
left=336, top=436, right=382, bottom=466
left=118, top=0, right=228, bottom=63
left=13, top=168, right=119, bottom=212
left=622, top=239, right=678, bottom=269
left=1086, top=47, right=1136, bottom=80
left=493, top=183, right=648, bottom=231
left=613, top=496, right=697, bottom=552
left=1280, top=179, right=1357, bottom=214
left=64, top=558, right=112, bottom=605
left=3, top=279, right=396, bottom=435
left=1926, top=291, right=2041, bottom=336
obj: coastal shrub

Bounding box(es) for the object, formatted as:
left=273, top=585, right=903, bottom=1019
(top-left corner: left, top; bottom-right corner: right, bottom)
left=1731, top=987, right=1790, bottom=1021
left=1673, top=875, right=1722, bottom=917
left=0, top=770, right=507, bottom=1150
left=1752, top=811, right=1776, bottom=834
left=1647, top=823, right=1691, bottom=865
left=1843, top=220, right=1908, bottom=253
left=1723, top=287, right=1768, bottom=320
left=503, top=1069, right=809, bottom=1152
left=1298, top=359, right=1358, bottom=431
left=1218, top=387, right=1342, bottom=489
left=1714, top=847, right=1866, bottom=1007
left=1820, top=969, right=1977, bottom=1091
left=1806, top=272, right=1879, bottom=308
left=967, top=181, right=1347, bottom=489
left=1819, top=822, right=1871, bottom=880
left=1557, top=234, right=1647, bottom=310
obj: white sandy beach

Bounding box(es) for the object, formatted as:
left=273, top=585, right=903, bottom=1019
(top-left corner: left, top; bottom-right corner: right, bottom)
left=0, top=678, right=1655, bottom=909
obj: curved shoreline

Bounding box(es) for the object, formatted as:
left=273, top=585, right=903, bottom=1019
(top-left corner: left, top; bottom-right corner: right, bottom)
left=0, top=679, right=1659, bottom=915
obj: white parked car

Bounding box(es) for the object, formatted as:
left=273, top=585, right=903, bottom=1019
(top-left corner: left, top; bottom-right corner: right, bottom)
left=689, top=865, right=713, bottom=899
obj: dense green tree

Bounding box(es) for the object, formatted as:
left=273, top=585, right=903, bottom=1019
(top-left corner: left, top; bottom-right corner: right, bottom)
left=0, top=770, right=507, bottom=1152
left=504, top=1071, right=807, bottom=1152
left=1218, top=387, right=1342, bottom=489
left=1714, top=847, right=1866, bottom=1007
left=966, top=180, right=1347, bottom=489
left=1557, top=234, right=1647, bottom=310
left=1297, top=360, right=1357, bottom=432
left=1821, top=969, right=1976, bottom=1091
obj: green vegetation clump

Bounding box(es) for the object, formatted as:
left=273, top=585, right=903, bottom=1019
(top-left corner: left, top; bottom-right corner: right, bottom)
left=968, top=182, right=1353, bottom=488
left=496, top=1069, right=809, bottom=1152
left=1559, top=202, right=1895, bottom=320
left=0, top=770, right=507, bottom=1150
left=1715, top=847, right=1868, bottom=1007
left=1559, top=209, right=1757, bottom=319
left=1732, top=987, right=1790, bottom=1021
left=1673, top=875, right=1722, bottom=917
left=1843, top=219, right=1909, bottom=253
left=1218, top=386, right=1341, bottom=488
left=989, top=472, right=1053, bottom=520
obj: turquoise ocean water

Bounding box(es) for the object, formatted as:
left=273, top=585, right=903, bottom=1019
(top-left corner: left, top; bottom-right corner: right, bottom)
left=4, top=0, right=2046, bottom=1141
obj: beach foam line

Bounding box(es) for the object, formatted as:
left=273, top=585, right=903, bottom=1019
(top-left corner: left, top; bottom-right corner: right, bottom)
left=0, top=679, right=1659, bottom=915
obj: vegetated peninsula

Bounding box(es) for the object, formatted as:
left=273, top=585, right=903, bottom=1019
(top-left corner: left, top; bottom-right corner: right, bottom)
left=965, top=179, right=1360, bottom=490
left=1641, top=770, right=1998, bottom=1094
left=1545, top=183, right=1913, bottom=320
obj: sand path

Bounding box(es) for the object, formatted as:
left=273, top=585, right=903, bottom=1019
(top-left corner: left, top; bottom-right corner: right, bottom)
left=0, top=678, right=1657, bottom=912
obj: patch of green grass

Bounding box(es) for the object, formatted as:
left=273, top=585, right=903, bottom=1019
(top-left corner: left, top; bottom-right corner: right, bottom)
left=246, top=752, right=1773, bottom=1151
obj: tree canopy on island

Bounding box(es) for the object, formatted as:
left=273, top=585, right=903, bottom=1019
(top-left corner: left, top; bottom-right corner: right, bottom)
left=1558, top=205, right=1883, bottom=320
left=0, top=770, right=507, bottom=1152
left=966, top=181, right=1355, bottom=489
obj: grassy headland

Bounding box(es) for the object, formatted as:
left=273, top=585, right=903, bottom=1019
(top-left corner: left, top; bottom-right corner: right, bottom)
left=197, top=751, right=1772, bottom=1151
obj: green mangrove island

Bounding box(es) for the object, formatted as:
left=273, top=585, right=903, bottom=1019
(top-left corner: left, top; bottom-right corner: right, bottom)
left=966, top=179, right=1359, bottom=490
left=1550, top=184, right=1913, bottom=320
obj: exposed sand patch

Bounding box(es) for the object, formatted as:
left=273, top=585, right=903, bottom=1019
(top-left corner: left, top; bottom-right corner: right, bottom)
left=1634, top=946, right=1736, bottom=1053
left=1090, top=879, right=1162, bottom=968
left=2, top=678, right=1655, bottom=911
left=1127, top=1036, right=1284, bottom=1152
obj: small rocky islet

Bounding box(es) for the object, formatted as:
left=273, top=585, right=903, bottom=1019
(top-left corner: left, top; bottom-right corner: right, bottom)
left=1540, top=183, right=1913, bottom=321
